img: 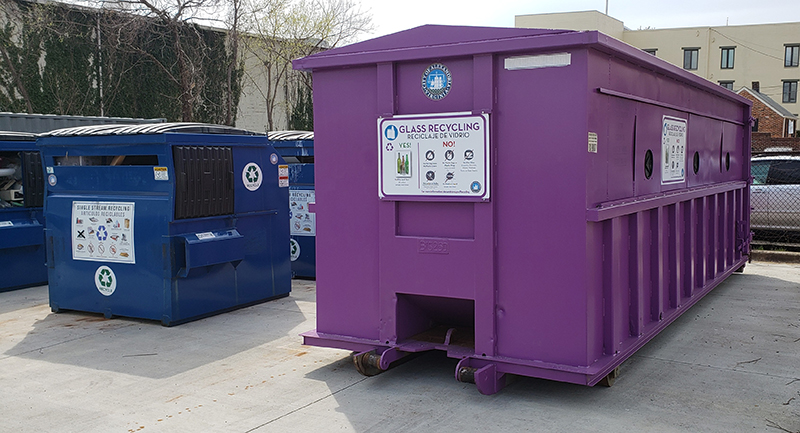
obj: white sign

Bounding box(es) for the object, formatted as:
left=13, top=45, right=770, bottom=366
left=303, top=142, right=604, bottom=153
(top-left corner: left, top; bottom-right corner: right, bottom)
left=72, top=201, right=135, bottom=264
left=94, top=265, right=117, bottom=296
left=242, top=162, right=263, bottom=191
left=662, top=116, right=687, bottom=184
left=278, top=165, right=289, bottom=188
left=290, top=189, right=315, bottom=236
left=0, top=221, right=12, bottom=228
left=153, top=166, right=169, bottom=181
left=196, top=232, right=215, bottom=240
left=378, top=113, right=490, bottom=199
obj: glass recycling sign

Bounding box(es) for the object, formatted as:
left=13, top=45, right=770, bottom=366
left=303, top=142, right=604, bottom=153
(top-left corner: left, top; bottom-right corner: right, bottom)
left=378, top=112, right=490, bottom=200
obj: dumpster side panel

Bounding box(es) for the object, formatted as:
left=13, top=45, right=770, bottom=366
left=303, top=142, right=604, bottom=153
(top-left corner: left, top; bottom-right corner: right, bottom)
left=313, top=66, right=381, bottom=339
left=581, top=49, right=751, bottom=381
left=494, top=49, right=594, bottom=366
left=0, top=208, right=47, bottom=291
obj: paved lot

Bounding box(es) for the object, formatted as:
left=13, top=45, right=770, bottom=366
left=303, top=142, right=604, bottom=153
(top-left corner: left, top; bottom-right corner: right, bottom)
left=1, top=262, right=798, bottom=433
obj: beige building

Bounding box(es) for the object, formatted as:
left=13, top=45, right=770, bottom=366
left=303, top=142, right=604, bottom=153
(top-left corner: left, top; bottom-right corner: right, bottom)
left=515, top=11, right=800, bottom=124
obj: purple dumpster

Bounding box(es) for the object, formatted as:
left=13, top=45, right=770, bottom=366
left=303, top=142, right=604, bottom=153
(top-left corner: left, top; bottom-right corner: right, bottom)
left=294, top=25, right=752, bottom=394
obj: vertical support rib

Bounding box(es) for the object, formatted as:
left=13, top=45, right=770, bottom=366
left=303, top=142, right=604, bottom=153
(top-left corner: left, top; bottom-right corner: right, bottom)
left=629, top=214, right=644, bottom=337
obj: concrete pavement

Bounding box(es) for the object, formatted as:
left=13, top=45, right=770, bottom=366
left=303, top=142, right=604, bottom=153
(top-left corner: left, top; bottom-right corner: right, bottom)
left=1, top=262, right=798, bottom=432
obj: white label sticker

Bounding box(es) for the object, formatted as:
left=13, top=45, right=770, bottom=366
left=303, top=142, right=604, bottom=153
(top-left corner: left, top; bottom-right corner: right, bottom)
left=290, top=239, right=300, bottom=261
left=94, top=265, right=117, bottom=296
left=72, top=201, right=135, bottom=264
left=290, top=189, right=315, bottom=236
left=46, top=166, right=54, bottom=174
left=243, top=162, right=263, bottom=191
left=588, top=132, right=598, bottom=153
left=0, top=221, right=12, bottom=227
left=196, top=232, right=215, bottom=240
left=662, top=116, right=687, bottom=184
left=154, top=167, right=169, bottom=181
left=278, top=165, right=289, bottom=188
left=378, top=112, right=490, bottom=199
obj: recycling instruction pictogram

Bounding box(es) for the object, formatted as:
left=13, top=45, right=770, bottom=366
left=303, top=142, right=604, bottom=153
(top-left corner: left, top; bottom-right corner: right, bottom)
left=96, top=225, right=108, bottom=241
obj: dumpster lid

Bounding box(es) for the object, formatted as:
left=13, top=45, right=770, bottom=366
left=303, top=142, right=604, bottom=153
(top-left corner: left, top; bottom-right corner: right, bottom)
left=0, top=130, right=37, bottom=141
left=267, top=131, right=314, bottom=141
left=293, top=25, right=577, bottom=70
left=294, top=24, right=752, bottom=106
left=40, top=122, right=262, bottom=137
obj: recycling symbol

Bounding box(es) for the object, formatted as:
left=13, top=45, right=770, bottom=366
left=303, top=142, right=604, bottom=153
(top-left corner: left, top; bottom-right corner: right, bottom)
left=246, top=165, right=259, bottom=183
left=94, top=265, right=117, bottom=296
left=96, top=225, right=108, bottom=241
left=290, top=239, right=300, bottom=261
left=242, top=162, right=263, bottom=191
left=98, top=268, right=113, bottom=288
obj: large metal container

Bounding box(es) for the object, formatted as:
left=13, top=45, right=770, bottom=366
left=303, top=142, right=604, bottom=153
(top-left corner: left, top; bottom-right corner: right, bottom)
left=269, top=131, right=317, bottom=278
left=294, top=26, right=753, bottom=394
left=38, top=123, right=292, bottom=325
left=0, top=132, right=47, bottom=291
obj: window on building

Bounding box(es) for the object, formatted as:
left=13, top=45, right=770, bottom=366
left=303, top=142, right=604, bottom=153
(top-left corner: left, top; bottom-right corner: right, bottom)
left=784, top=80, right=798, bottom=103
left=720, top=47, right=735, bottom=69
left=718, top=81, right=734, bottom=90
left=786, top=45, right=799, bottom=67
left=683, top=48, right=699, bottom=70
left=643, top=48, right=657, bottom=56
left=752, top=118, right=759, bottom=132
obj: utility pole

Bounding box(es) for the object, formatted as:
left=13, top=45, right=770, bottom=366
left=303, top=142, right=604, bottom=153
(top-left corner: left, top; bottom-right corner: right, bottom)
left=605, top=0, right=608, bottom=15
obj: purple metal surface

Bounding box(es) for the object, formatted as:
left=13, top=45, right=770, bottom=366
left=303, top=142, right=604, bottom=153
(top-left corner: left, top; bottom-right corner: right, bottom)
left=295, top=25, right=752, bottom=393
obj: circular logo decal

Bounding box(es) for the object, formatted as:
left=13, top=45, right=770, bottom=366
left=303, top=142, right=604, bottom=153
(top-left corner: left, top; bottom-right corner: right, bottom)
left=48, top=174, right=57, bottom=186
left=290, top=239, right=300, bottom=262
left=422, top=63, right=452, bottom=100
left=470, top=181, right=482, bottom=193
left=242, top=162, right=263, bottom=191
left=95, top=265, right=117, bottom=296
left=270, top=153, right=279, bottom=165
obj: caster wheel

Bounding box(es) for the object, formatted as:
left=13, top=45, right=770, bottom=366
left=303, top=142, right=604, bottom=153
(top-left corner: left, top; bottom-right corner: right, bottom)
left=599, top=367, right=620, bottom=387
left=353, top=351, right=383, bottom=377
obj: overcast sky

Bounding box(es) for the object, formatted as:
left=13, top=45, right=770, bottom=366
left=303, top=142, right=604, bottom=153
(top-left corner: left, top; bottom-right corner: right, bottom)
left=355, top=0, right=800, bottom=40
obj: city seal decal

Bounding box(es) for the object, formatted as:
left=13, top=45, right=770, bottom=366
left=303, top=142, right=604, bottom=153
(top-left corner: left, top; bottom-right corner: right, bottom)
left=421, top=63, right=452, bottom=100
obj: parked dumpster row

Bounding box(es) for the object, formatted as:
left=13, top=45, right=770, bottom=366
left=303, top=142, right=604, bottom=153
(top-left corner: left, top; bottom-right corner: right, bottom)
left=2, top=124, right=315, bottom=325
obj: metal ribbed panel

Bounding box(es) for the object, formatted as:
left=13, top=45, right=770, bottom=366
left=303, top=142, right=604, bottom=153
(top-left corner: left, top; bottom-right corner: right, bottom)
left=22, top=151, right=44, bottom=208
left=42, top=123, right=262, bottom=137
left=173, top=146, right=234, bottom=219
left=267, top=131, right=314, bottom=141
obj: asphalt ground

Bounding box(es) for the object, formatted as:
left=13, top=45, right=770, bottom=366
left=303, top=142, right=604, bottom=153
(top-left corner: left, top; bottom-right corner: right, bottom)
left=1, top=261, right=798, bottom=433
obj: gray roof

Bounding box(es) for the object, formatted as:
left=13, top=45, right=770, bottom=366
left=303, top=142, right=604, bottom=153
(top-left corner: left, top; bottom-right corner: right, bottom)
left=737, top=87, right=798, bottom=119
left=267, top=130, right=314, bottom=141
left=40, top=122, right=262, bottom=137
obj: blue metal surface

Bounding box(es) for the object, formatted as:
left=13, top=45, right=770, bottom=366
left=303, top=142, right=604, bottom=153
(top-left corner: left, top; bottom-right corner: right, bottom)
left=37, top=124, right=291, bottom=325
left=270, top=132, right=316, bottom=278
left=0, top=132, right=47, bottom=291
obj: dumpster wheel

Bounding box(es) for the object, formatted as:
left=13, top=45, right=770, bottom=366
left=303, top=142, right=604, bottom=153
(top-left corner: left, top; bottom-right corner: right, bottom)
left=353, top=351, right=383, bottom=376
left=598, top=367, right=620, bottom=387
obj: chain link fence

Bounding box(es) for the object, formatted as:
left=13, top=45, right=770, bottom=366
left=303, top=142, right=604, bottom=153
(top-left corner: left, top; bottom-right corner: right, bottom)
left=751, top=152, right=800, bottom=250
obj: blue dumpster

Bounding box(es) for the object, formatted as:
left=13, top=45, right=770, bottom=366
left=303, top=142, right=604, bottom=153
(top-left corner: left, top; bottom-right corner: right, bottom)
left=0, top=131, right=47, bottom=291
left=269, top=131, right=316, bottom=278
left=38, top=123, right=292, bottom=325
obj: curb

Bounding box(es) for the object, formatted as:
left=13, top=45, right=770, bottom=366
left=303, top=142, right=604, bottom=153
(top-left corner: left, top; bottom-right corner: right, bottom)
left=750, top=250, right=800, bottom=264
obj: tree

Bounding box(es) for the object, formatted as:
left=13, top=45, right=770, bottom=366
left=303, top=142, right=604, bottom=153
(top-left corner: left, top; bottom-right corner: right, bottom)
left=94, top=0, right=226, bottom=121
left=241, top=0, right=372, bottom=130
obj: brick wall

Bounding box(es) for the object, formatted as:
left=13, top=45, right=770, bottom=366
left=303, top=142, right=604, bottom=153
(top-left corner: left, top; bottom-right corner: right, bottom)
left=738, top=92, right=786, bottom=137
left=752, top=132, right=800, bottom=152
